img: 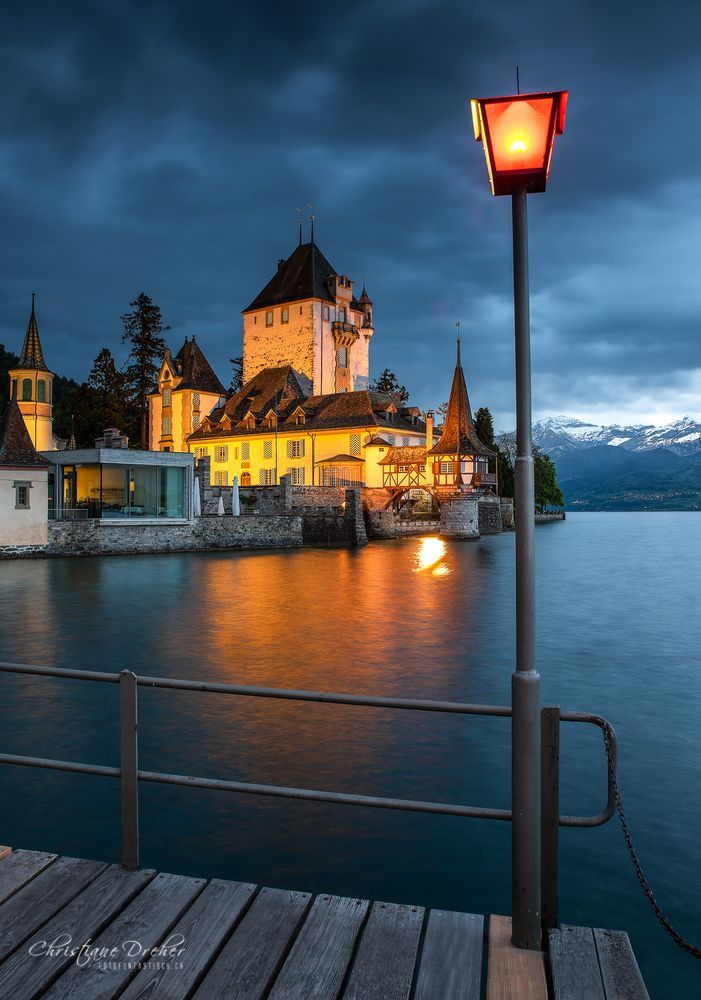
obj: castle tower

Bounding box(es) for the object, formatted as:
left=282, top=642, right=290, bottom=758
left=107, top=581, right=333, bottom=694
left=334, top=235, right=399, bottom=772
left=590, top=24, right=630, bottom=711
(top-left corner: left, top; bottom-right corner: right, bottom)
left=8, top=295, right=54, bottom=451
left=242, top=239, right=374, bottom=396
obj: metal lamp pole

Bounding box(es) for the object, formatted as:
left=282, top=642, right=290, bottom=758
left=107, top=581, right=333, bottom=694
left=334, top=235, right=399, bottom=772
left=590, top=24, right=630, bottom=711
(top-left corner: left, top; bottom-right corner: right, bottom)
left=511, top=185, right=541, bottom=949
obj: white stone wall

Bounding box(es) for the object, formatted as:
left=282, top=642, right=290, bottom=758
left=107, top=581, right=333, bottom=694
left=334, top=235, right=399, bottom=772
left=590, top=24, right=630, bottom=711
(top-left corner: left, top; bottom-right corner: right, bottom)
left=0, top=468, right=48, bottom=546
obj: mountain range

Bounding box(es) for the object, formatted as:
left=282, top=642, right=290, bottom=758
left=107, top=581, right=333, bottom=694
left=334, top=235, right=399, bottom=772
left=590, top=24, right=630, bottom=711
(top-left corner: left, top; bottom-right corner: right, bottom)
left=498, top=416, right=701, bottom=511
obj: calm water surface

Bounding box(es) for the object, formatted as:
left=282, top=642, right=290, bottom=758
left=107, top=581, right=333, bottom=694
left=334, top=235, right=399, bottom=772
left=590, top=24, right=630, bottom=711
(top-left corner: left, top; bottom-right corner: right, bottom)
left=0, top=512, right=699, bottom=998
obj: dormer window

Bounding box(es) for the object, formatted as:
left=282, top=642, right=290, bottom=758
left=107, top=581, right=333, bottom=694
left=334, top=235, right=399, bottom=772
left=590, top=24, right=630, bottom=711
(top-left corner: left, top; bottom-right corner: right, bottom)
left=291, top=407, right=306, bottom=426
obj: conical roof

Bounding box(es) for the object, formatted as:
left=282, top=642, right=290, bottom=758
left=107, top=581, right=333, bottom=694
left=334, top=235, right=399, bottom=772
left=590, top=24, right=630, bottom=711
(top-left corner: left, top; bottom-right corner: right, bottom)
left=18, top=295, right=50, bottom=372
left=427, top=341, right=495, bottom=457
left=0, top=401, right=50, bottom=465
left=244, top=241, right=337, bottom=311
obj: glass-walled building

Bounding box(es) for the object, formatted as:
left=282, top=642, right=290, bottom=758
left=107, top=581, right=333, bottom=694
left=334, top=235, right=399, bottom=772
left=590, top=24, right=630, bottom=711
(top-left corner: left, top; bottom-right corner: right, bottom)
left=41, top=448, right=194, bottom=520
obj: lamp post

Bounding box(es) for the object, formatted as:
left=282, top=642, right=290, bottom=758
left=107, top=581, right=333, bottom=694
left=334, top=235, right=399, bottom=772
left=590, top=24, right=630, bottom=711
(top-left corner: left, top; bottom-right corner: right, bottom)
left=471, top=89, right=568, bottom=950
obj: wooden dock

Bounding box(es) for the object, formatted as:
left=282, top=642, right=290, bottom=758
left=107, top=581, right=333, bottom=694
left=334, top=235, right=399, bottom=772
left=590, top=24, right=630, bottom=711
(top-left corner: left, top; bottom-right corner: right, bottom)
left=0, top=848, right=649, bottom=999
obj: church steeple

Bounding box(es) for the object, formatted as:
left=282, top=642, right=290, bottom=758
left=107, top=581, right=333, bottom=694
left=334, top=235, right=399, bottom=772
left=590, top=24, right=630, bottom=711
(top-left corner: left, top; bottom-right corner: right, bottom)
left=427, top=335, right=494, bottom=459
left=19, top=294, right=50, bottom=372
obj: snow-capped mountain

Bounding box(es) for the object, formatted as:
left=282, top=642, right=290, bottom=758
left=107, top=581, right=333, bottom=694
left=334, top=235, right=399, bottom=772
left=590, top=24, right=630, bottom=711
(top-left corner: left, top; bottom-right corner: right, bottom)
left=527, top=416, right=701, bottom=457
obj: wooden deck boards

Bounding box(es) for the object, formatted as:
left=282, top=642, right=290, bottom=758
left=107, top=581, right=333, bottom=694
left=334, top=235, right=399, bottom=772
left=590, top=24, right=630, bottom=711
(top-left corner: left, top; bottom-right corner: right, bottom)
left=0, top=849, right=650, bottom=1000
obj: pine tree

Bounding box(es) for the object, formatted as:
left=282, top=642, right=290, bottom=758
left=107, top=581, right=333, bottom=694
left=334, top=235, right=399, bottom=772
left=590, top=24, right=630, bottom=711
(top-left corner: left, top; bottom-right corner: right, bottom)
left=370, top=368, right=409, bottom=404
left=474, top=406, right=514, bottom=498
left=121, top=294, right=169, bottom=449
left=88, top=347, right=135, bottom=437
left=533, top=447, right=564, bottom=511
left=228, top=356, right=243, bottom=395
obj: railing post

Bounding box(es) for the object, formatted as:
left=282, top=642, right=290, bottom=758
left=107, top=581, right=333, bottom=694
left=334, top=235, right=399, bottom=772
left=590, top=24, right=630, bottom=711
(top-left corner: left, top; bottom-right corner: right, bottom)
left=120, top=670, right=139, bottom=870
left=541, top=706, right=560, bottom=931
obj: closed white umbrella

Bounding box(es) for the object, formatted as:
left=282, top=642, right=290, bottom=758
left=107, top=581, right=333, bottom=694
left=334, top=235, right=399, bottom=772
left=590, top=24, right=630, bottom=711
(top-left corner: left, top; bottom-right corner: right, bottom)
left=232, top=475, right=240, bottom=516
left=193, top=476, right=202, bottom=517
left=217, top=494, right=225, bottom=516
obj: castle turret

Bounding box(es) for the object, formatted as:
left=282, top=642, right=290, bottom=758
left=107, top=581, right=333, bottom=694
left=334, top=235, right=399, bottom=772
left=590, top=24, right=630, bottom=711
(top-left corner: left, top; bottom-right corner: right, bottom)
left=8, top=295, right=54, bottom=451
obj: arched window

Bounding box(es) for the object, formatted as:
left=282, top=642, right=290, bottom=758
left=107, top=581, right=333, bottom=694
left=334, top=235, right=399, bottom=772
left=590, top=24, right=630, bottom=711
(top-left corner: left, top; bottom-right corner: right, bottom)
left=37, top=380, right=46, bottom=402
left=22, top=378, right=32, bottom=401
left=10, top=380, right=17, bottom=400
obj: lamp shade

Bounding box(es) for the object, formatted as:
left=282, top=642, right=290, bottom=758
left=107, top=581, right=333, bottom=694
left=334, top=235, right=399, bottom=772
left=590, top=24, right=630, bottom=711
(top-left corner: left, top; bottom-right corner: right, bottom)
left=471, top=91, right=567, bottom=196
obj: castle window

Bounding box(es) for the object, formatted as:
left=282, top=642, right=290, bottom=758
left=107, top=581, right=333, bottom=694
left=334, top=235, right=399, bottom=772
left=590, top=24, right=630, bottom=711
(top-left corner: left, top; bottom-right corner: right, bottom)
left=402, top=436, right=409, bottom=446
left=14, top=481, right=31, bottom=509
left=338, top=308, right=346, bottom=322
left=193, top=393, right=200, bottom=407
left=286, top=439, right=305, bottom=459
left=323, top=306, right=330, bottom=320
left=37, top=380, right=46, bottom=403
left=266, top=310, right=274, bottom=326
left=281, top=307, right=289, bottom=324
left=163, top=417, right=171, bottom=435
left=214, top=445, right=229, bottom=462
left=350, top=434, right=360, bottom=456
left=22, top=378, right=32, bottom=401
left=259, top=469, right=275, bottom=485
left=338, top=347, right=348, bottom=368
left=242, top=442, right=250, bottom=460
left=162, top=388, right=171, bottom=407
left=263, top=440, right=273, bottom=459
left=213, top=471, right=229, bottom=486
left=294, top=412, right=305, bottom=425
left=193, top=414, right=200, bottom=429
left=287, top=467, right=305, bottom=485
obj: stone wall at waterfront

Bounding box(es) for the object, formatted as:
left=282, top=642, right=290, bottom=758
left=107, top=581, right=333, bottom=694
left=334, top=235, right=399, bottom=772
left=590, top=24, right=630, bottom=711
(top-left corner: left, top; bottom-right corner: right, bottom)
left=478, top=497, right=503, bottom=535
left=366, top=511, right=441, bottom=539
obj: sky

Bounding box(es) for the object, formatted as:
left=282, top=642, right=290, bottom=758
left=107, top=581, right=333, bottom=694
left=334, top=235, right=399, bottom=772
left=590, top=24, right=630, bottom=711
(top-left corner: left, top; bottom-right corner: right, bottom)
left=1, top=0, right=700, bottom=431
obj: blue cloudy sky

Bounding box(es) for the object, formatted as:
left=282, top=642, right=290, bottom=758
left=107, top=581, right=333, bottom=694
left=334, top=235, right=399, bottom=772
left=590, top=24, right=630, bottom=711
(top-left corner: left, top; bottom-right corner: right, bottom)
left=1, top=0, right=699, bottom=430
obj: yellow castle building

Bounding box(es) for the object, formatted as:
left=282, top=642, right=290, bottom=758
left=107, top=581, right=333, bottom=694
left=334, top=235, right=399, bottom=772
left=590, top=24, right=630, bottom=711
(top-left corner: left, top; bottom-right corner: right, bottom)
left=8, top=295, right=55, bottom=452
left=150, top=237, right=426, bottom=486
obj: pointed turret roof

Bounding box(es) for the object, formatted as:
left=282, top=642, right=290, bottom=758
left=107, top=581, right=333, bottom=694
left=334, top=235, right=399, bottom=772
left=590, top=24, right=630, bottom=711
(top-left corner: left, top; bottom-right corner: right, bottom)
left=359, top=283, right=372, bottom=305
left=0, top=401, right=50, bottom=466
left=427, top=341, right=495, bottom=457
left=244, top=241, right=338, bottom=312
left=18, top=294, right=50, bottom=372
left=173, top=337, right=226, bottom=395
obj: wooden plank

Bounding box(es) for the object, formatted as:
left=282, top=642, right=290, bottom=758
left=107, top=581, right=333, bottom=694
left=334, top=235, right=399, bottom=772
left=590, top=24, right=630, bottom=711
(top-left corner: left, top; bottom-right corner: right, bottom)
left=548, top=925, right=605, bottom=1000
left=0, top=855, right=107, bottom=961
left=193, top=886, right=311, bottom=1000
left=0, top=848, right=57, bottom=905
left=120, top=878, right=257, bottom=1000
left=414, top=908, right=483, bottom=1000
left=0, top=846, right=11, bottom=861
left=593, top=928, right=651, bottom=1000
left=487, top=915, right=548, bottom=1000
left=267, top=893, right=370, bottom=1000
left=41, top=871, right=206, bottom=1000
left=343, top=900, right=425, bottom=1000
left=0, top=863, right=155, bottom=1000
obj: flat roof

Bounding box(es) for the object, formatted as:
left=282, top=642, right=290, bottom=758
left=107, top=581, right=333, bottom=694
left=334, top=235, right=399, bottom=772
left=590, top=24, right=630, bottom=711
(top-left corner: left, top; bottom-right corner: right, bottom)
left=39, top=448, right=194, bottom=467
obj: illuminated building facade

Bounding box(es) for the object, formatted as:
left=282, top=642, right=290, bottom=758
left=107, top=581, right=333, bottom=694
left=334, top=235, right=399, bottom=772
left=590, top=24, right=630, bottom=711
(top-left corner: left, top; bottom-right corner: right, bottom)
left=148, top=337, right=227, bottom=453
left=7, top=296, right=55, bottom=452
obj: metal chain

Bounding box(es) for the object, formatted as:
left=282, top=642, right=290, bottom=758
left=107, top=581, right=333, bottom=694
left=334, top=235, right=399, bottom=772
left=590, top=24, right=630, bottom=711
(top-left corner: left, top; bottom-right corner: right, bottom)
left=602, top=723, right=700, bottom=959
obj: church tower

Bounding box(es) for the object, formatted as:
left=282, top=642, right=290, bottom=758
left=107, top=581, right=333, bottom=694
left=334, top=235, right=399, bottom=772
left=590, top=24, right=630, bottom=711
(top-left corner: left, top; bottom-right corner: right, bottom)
left=242, top=238, right=374, bottom=396
left=8, top=295, right=54, bottom=451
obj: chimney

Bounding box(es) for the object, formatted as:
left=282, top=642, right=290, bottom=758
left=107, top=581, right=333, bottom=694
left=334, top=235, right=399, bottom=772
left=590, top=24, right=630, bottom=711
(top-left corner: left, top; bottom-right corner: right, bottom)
left=425, top=411, right=434, bottom=451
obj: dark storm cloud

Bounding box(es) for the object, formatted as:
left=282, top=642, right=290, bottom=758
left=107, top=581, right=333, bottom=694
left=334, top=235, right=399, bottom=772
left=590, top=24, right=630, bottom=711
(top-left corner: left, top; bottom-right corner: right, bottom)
left=1, top=0, right=700, bottom=429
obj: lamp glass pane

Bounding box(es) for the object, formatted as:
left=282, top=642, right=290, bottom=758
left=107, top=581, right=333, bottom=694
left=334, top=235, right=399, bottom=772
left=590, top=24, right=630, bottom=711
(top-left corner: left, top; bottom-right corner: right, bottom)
left=484, top=97, right=555, bottom=173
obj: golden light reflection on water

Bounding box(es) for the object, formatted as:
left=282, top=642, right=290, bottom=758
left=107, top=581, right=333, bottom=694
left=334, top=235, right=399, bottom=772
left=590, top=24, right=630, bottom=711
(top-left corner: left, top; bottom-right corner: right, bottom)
left=413, top=536, right=450, bottom=578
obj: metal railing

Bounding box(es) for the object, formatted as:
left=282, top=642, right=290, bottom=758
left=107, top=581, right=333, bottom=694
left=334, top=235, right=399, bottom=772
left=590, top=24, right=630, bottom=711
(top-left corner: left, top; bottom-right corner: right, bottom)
left=0, top=660, right=617, bottom=930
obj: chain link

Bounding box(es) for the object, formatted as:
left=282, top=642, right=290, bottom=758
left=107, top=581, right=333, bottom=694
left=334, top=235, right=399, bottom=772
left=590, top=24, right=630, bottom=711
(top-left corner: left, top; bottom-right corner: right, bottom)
left=602, top=723, right=700, bottom=959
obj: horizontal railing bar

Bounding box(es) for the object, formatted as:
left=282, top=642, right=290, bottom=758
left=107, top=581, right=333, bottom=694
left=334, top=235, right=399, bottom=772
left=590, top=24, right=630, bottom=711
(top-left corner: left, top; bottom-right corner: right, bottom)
left=136, top=674, right=513, bottom=716
left=0, top=753, right=120, bottom=778
left=137, top=768, right=513, bottom=820
left=0, top=662, right=120, bottom=683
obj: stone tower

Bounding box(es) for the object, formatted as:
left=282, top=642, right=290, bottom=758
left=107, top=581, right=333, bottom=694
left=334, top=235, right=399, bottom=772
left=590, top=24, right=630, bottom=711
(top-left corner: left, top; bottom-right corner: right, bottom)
left=242, top=239, right=374, bottom=396
left=8, top=295, right=54, bottom=451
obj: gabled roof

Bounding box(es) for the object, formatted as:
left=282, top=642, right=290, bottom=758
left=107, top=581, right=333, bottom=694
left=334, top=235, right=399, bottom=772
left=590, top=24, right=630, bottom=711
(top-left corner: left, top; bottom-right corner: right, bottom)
left=427, top=342, right=495, bottom=458
left=18, top=295, right=50, bottom=373
left=172, top=337, right=226, bottom=395
left=316, top=454, right=364, bottom=464
left=188, top=366, right=425, bottom=441
left=0, top=401, right=50, bottom=466
left=378, top=445, right=427, bottom=466
left=244, top=241, right=338, bottom=311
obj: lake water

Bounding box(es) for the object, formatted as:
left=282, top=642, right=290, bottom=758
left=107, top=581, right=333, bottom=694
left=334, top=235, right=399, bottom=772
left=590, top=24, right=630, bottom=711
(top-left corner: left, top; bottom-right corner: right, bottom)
left=0, top=512, right=699, bottom=998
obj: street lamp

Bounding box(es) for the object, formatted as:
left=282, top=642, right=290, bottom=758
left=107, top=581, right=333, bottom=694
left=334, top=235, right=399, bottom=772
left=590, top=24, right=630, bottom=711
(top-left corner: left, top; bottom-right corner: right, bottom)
left=470, top=89, right=568, bottom=951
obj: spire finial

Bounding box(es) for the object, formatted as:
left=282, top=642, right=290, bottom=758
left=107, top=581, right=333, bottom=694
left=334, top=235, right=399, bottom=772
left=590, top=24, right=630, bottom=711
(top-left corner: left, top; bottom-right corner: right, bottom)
left=296, top=207, right=303, bottom=246
left=307, top=203, right=315, bottom=243
left=31, top=291, right=36, bottom=312
left=455, top=318, right=462, bottom=365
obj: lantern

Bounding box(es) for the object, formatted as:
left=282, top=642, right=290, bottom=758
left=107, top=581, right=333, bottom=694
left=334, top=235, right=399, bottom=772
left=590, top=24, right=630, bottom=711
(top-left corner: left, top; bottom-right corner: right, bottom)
left=471, top=91, right=568, bottom=196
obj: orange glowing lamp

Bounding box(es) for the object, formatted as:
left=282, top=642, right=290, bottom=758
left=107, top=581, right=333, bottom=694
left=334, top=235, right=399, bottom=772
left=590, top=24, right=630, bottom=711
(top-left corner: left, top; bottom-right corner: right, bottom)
left=471, top=91, right=568, bottom=196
